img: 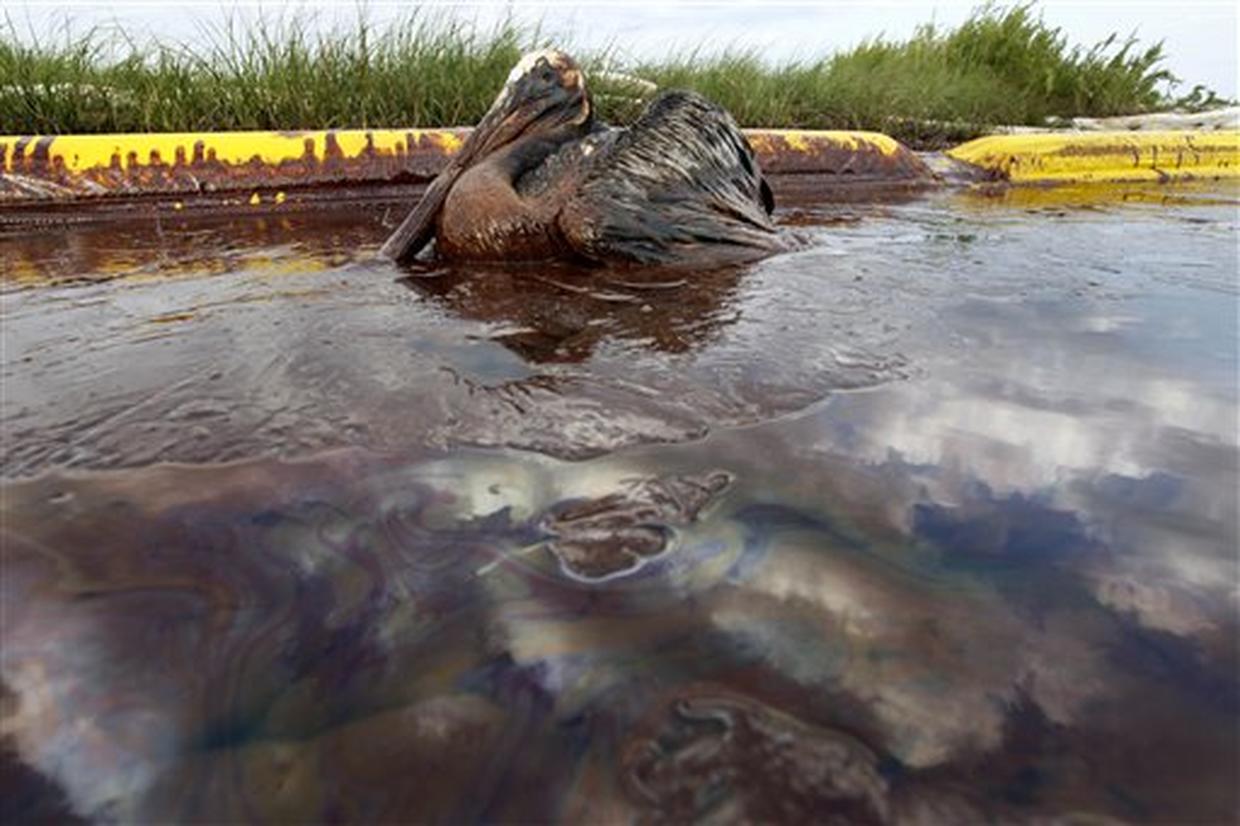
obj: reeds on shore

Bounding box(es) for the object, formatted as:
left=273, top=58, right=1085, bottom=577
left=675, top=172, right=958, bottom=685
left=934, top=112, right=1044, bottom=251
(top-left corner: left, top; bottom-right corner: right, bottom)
left=0, top=4, right=1227, bottom=147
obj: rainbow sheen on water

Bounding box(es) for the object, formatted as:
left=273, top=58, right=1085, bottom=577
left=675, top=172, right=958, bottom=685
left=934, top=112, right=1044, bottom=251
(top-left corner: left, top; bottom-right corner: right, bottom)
left=3, top=184, right=1237, bottom=823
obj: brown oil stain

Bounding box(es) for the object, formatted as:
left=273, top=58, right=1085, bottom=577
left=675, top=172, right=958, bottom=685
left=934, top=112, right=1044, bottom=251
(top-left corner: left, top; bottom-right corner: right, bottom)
left=149, top=311, right=197, bottom=324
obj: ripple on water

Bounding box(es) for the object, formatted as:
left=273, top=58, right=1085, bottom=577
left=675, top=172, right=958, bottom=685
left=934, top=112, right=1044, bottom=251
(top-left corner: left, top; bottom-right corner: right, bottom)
left=2, top=188, right=1237, bottom=821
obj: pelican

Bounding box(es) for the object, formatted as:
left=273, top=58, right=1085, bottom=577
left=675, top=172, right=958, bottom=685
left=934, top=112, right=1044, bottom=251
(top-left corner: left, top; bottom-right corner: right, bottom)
left=381, top=50, right=781, bottom=267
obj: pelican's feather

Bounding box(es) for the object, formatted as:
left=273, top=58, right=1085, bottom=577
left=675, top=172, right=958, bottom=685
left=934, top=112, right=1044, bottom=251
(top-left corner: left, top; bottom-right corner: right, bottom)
left=559, top=91, right=780, bottom=265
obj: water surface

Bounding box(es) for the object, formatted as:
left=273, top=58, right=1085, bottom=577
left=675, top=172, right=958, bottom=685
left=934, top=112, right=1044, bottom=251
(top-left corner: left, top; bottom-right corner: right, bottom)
left=2, top=184, right=1237, bottom=823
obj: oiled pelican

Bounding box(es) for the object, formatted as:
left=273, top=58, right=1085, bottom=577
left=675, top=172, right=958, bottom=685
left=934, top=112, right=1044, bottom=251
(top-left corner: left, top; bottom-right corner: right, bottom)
left=381, top=50, right=780, bottom=267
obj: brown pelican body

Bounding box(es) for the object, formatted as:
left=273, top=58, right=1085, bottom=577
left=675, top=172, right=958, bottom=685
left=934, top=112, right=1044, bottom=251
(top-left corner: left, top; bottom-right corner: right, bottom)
left=381, top=50, right=780, bottom=268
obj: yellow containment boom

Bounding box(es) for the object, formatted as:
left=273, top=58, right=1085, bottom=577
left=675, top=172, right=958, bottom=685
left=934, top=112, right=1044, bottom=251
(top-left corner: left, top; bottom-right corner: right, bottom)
left=0, top=128, right=931, bottom=204
left=947, top=130, right=1240, bottom=184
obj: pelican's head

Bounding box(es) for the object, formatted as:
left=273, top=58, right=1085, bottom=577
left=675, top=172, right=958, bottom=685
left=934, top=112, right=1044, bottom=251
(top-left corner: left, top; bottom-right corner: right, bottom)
left=381, top=49, right=592, bottom=262
left=470, top=49, right=592, bottom=158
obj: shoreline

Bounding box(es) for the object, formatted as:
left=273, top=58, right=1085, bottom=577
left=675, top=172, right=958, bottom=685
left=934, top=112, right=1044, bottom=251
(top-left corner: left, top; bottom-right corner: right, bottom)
left=1, top=127, right=1236, bottom=217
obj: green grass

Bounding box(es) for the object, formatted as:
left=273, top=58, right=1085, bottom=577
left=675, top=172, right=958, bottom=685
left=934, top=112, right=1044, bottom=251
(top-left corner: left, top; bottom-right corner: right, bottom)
left=0, top=4, right=1228, bottom=147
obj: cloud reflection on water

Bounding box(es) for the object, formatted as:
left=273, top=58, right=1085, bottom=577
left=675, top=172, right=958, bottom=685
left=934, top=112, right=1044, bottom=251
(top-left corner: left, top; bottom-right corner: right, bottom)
left=3, top=190, right=1238, bottom=822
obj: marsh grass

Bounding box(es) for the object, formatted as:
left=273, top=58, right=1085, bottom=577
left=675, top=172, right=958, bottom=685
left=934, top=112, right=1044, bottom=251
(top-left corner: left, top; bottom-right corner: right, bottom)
left=1, top=4, right=1226, bottom=146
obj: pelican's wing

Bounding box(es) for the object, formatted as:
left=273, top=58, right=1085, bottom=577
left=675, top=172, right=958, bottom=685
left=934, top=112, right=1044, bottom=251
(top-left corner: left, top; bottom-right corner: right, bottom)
left=558, top=91, right=780, bottom=266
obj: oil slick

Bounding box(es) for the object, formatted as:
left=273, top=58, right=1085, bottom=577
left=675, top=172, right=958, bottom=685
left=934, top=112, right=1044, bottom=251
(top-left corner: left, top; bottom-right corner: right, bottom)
left=2, top=186, right=1237, bottom=823
left=539, top=470, right=733, bottom=581
left=3, top=383, right=1236, bottom=822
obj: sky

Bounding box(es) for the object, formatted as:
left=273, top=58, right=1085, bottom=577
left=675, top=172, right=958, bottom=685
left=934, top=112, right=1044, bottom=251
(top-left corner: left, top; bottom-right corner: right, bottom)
left=6, top=1, right=1238, bottom=98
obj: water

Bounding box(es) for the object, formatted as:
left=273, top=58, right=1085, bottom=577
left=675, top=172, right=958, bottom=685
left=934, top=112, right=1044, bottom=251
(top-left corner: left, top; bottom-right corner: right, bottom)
left=2, top=183, right=1237, bottom=823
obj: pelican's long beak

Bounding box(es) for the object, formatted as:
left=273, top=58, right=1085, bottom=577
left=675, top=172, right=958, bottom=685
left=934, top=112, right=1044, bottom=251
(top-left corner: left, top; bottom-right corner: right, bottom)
left=381, top=50, right=588, bottom=264
left=378, top=153, right=469, bottom=264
